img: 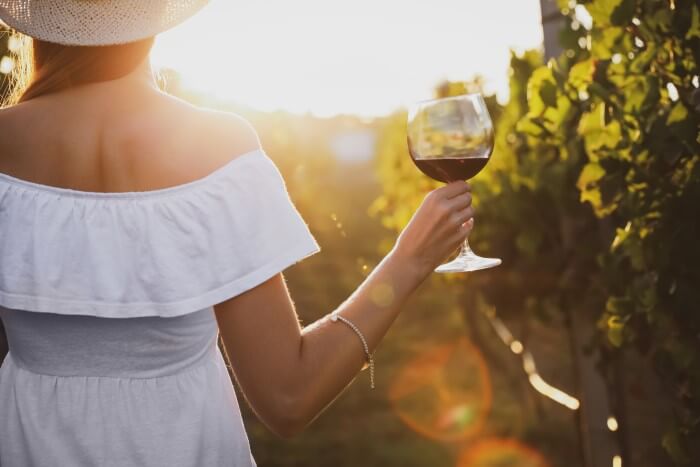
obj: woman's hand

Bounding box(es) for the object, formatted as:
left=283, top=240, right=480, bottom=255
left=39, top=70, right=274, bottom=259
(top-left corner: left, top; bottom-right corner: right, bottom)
left=391, top=181, right=474, bottom=280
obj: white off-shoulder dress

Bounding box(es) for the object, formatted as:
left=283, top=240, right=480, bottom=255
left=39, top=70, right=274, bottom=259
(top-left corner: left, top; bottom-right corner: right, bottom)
left=0, top=148, right=320, bottom=466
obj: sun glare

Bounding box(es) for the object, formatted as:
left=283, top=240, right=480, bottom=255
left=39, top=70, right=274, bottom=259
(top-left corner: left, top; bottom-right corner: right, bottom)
left=152, top=0, right=543, bottom=117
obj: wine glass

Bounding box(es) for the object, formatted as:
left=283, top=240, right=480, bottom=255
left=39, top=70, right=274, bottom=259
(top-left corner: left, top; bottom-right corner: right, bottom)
left=407, top=93, right=501, bottom=273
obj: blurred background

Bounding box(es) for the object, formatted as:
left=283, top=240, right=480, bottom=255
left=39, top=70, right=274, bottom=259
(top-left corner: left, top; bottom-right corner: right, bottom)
left=2, top=0, right=699, bottom=466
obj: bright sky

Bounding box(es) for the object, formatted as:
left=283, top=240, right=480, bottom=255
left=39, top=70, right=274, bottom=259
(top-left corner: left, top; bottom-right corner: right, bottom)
left=152, top=0, right=544, bottom=118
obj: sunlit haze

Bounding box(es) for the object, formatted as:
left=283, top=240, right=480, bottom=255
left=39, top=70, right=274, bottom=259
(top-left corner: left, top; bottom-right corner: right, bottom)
left=152, top=0, right=544, bottom=117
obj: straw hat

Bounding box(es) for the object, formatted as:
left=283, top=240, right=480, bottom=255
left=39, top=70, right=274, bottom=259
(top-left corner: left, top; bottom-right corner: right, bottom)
left=0, top=0, right=210, bottom=46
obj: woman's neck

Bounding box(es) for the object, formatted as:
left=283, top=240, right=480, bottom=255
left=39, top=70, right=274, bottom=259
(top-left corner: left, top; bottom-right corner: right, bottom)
left=95, top=54, right=161, bottom=94
left=40, top=53, right=165, bottom=107
left=118, top=54, right=160, bottom=90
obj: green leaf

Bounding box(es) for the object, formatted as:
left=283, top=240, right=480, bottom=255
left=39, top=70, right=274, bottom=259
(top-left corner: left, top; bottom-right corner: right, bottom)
left=687, top=5, right=700, bottom=40
left=590, top=27, right=624, bottom=59
left=607, top=316, right=625, bottom=347
left=547, top=94, right=575, bottom=128
left=580, top=185, right=603, bottom=211
left=516, top=117, right=544, bottom=136
left=578, top=103, right=623, bottom=153
left=667, top=102, right=688, bottom=125
left=577, top=162, right=606, bottom=190
left=578, top=104, right=603, bottom=133
left=586, top=0, right=623, bottom=27
left=568, top=59, right=595, bottom=92
left=621, top=76, right=660, bottom=114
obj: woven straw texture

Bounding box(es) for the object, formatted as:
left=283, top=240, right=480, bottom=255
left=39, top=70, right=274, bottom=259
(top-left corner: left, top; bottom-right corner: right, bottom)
left=0, top=0, right=209, bottom=46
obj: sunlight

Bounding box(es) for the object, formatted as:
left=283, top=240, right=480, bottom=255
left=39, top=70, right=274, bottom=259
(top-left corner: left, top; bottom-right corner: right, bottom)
left=151, top=0, right=543, bottom=117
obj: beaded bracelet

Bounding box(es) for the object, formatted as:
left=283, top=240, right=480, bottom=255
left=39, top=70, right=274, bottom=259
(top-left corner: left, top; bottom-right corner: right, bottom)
left=330, top=313, right=375, bottom=389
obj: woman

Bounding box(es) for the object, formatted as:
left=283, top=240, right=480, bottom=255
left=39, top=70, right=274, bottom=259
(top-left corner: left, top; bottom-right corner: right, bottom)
left=0, top=1, right=475, bottom=466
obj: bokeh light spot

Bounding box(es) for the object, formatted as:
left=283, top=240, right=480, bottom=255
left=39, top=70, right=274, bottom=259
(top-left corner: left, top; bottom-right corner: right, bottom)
left=388, top=338, right=491, bottom=442
left=509, top=340, right=524, bottom=354
left=0, top=56, right=14, bottom=75
left=458, top=438, right=551, bottom=467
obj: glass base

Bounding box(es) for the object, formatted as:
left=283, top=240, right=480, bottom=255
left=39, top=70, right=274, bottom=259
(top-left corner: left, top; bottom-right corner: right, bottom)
left=435, top=252, right=501, bottom=273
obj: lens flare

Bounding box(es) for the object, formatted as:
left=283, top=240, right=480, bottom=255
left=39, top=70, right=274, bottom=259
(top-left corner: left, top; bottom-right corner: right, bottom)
left=458, top=438, right=551, bottom=467
left=388, top=338, right=492, bottom=442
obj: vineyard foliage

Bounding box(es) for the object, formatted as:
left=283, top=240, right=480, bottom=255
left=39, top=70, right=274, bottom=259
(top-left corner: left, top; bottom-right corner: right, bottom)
left=372, top=0, right=700, bottom=463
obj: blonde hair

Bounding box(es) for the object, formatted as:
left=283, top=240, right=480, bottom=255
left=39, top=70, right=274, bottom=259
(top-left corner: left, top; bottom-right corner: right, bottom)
left=3, top=32, right=155, bottom=107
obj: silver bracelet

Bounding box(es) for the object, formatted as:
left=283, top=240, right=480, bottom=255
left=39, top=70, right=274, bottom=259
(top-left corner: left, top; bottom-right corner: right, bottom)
left=330, top=313, right=375, bottom=389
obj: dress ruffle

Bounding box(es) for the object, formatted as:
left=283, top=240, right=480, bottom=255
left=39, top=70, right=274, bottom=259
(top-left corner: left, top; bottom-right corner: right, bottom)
left=0, top=149, right=320, bottom=318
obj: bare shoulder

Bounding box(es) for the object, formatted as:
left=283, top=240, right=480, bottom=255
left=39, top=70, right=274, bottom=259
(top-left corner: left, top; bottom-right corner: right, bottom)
left=110, top=95, right=264, bottom=189
left=196, top=106, right=262, bottom=154
left=154, top=95, right=262, bottom=158
left=170, top=103, right=263, bottom=181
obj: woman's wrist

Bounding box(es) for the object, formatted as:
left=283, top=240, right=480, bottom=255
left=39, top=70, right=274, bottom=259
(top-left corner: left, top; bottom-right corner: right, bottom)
left=385, top=246, right=431, bottom=289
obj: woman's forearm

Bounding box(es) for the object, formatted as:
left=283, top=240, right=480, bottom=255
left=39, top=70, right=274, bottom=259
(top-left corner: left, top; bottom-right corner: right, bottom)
left=289, top=249, right=427, bottom=432
left=281, top=181, right=472, bottom=435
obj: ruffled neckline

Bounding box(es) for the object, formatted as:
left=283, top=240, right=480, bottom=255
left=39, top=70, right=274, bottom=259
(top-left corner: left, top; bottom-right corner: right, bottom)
left=0, top=148, right=321, bottom=318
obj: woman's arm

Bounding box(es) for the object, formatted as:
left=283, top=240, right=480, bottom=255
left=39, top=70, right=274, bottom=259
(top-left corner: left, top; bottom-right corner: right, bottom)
left=214, top=181, right=474, bottom=438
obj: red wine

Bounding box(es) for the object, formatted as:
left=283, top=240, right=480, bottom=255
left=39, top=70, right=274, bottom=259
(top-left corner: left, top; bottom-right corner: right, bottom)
left=411, top=156, right=489, bottom=183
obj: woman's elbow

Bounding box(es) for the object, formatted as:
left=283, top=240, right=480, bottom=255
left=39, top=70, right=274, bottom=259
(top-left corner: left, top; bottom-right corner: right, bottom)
left=264, top=391, right=310, bottom=439
left=270, top=420, right=305, bottom=440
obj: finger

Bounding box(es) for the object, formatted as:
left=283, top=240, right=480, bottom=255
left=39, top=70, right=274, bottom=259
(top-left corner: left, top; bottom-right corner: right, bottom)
left=446, top=192, right=472, bottom=211
left=461, top=217, right=475, bottom=234
left=437, top=180, right=471, bottom=199
left=448, top=218, right=474, bottom=244
left=450, top=206, right=474, bottom=227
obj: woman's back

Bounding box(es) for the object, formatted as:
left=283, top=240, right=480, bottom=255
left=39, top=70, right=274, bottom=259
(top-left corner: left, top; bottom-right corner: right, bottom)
left=0, top=80, right=260, bottom=194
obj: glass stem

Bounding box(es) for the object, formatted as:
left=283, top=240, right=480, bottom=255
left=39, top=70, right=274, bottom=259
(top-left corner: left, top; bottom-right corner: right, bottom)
left=458, top=238, right=474, bottom=258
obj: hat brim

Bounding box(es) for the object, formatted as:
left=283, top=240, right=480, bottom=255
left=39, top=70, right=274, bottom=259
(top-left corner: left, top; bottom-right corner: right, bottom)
left=0, top=0, right=209, bottom=46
